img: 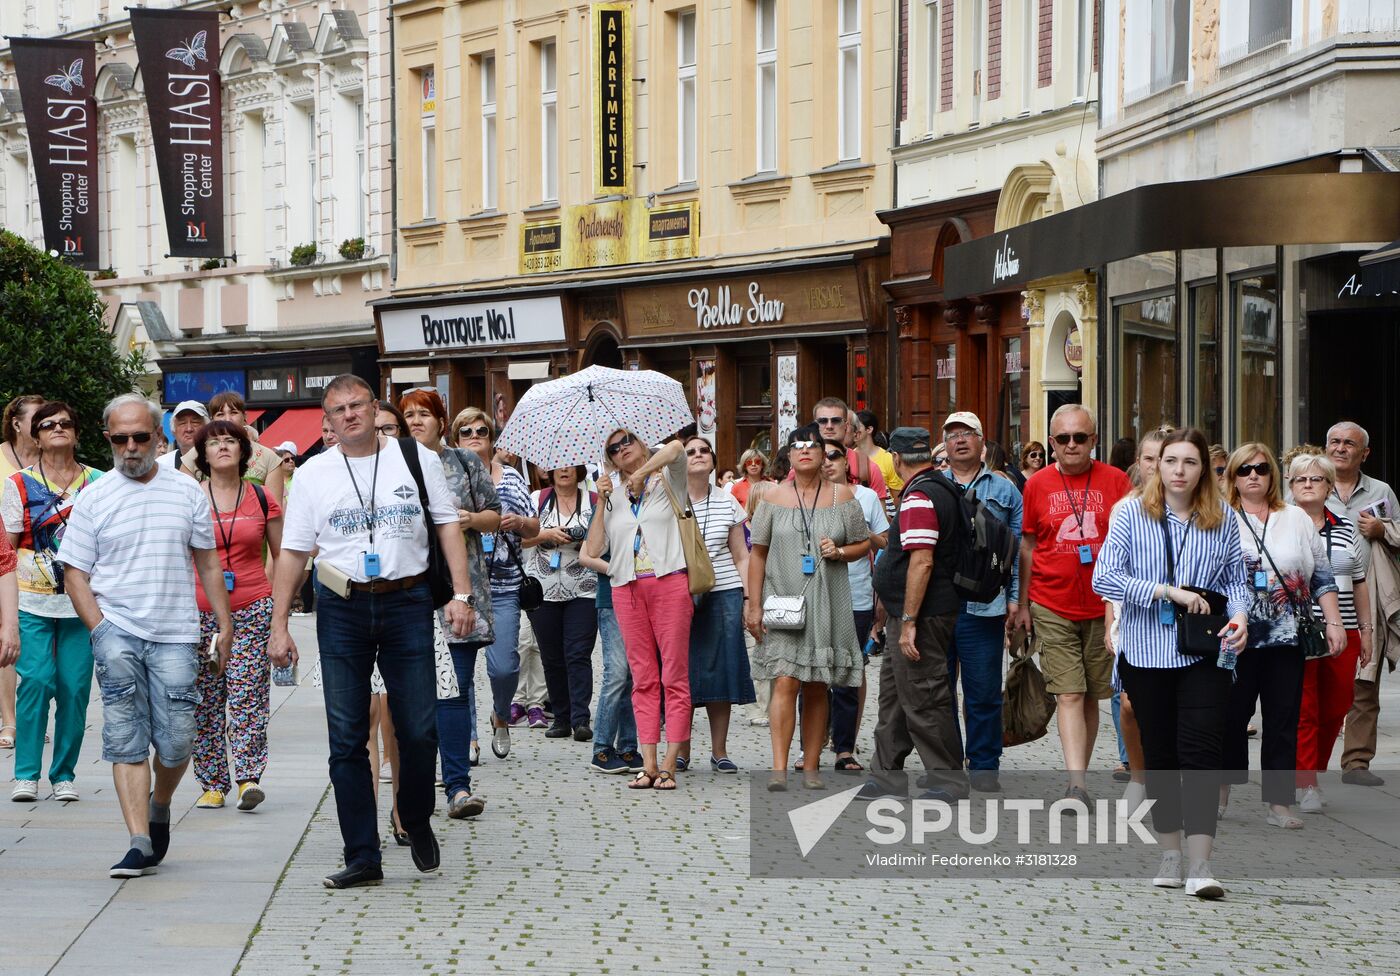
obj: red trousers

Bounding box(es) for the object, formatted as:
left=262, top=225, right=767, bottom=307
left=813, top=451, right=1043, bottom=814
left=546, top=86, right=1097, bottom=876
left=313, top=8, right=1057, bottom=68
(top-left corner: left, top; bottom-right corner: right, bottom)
left=613, top=571, right=695, bottom=745
left=1296, top=630, right=1361, bottom=788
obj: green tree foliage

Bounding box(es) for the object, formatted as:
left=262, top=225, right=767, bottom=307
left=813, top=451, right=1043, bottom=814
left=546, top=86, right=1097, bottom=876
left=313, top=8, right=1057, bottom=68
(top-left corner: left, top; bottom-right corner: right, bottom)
left=0, top=230, right=145, bottom=466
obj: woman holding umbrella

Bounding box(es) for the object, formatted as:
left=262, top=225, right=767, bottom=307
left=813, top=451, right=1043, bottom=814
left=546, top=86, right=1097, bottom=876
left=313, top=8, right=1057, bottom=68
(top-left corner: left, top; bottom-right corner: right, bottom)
left=589, top=430, right=693, bottom=791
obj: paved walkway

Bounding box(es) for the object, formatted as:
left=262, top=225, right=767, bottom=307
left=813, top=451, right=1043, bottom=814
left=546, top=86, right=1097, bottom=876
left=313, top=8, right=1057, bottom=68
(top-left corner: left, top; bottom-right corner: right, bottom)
left=6, top=615, right=1400, bottom=974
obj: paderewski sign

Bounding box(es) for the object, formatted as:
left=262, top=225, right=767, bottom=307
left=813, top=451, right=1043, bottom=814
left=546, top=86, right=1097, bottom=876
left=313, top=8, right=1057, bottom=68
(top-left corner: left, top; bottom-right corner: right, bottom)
left=593, top=3, right=632, bottom=196
left=130, top=8, right=225, bottom=258
left=10, top=39, right=99, bottom=269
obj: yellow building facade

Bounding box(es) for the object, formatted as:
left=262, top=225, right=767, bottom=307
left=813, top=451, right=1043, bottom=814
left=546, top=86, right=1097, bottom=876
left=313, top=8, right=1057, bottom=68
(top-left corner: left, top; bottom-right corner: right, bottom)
left=378, top=0, right=896, bottom=467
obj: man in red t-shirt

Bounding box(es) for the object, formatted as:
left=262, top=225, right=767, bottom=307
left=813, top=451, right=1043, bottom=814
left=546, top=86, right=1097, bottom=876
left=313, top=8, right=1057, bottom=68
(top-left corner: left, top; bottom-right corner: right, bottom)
left=1009, top=404, right=1130, bottom=803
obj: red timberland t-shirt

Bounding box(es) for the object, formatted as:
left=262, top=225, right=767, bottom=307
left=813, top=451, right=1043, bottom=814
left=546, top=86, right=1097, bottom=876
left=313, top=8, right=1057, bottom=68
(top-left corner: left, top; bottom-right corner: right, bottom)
left=1022, top=460, right=1131, bottom=620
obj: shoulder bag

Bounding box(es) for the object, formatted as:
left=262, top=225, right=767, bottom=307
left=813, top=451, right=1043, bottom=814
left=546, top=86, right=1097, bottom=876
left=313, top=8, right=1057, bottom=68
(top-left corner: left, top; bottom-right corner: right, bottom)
left=398, top=437, right=454, bottom=609
left=658, top=475, right=716, bottom=595
left=1160, top=516, right=1230, bottom=656
left=1249, top=520, right=1328, bottom=660
left=763, top=571, right=814, bottom=631
left=504, top=534, right=544, bottom=611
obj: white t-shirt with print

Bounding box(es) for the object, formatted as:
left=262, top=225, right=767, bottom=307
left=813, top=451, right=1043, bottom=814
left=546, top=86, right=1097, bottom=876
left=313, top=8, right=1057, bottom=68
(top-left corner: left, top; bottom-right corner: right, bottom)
left=282, top=438, right=459, bottom=583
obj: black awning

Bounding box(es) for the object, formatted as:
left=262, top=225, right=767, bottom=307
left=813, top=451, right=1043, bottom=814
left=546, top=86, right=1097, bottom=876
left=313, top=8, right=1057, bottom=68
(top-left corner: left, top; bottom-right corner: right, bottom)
left=943, top=172, right=1400, bottom=300
left=1360, top=238, right=1400, bottom=268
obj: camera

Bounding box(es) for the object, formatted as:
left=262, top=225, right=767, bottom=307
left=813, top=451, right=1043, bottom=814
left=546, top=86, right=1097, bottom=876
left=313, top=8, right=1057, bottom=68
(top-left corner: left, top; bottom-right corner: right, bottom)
left=565, top=524, right=588, bottom=543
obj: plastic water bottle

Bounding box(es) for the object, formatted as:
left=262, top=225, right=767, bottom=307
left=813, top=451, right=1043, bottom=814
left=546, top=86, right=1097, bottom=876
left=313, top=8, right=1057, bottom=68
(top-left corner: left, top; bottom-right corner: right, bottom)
left=1217, top=627, right=1238, bottom=672
left=272, top=662, right=299, bottom=687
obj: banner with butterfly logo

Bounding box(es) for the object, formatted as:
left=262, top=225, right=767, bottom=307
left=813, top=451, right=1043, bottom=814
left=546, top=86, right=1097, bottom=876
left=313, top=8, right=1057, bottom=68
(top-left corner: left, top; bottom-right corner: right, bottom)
left=9, top=38, right=99, bottom=269
left=130, top=7, right=225, bottom=259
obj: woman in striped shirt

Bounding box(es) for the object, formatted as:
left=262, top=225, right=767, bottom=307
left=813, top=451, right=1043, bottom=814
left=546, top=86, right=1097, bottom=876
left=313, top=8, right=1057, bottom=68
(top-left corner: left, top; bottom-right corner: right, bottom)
left=1093, top=428, right=1250, bottom=899
left=1287, top=452, right=1372, bottom=814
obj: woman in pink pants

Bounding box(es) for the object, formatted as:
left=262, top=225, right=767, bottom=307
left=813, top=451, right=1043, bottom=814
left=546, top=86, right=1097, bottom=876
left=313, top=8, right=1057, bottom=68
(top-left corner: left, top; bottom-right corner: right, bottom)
left=589, top=429, right=693, bottom=791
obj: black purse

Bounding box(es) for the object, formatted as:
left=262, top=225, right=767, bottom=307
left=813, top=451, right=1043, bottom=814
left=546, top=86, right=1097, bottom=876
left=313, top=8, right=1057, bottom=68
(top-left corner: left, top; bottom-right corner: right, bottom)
left=1252, top=529, right=1329, bottom=660
left=503, top=534, right=544, bottom=612
left=1160, top=518, right=1230, bottom=656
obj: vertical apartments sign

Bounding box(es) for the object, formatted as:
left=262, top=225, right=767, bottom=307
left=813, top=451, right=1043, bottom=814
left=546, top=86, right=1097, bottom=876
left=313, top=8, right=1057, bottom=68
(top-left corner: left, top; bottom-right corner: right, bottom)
left=130, top=7, right=226, bottom=258
left=593, top=3, right=632, bottom=196
left=10, top=39, right=99, bottom=269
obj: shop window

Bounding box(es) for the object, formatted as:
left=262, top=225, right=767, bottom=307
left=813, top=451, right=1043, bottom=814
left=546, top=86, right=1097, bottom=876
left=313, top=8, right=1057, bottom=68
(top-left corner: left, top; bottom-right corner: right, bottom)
left=1116, top=294, right=1178, bottom=445
left=837, top=0, right=861, bottom=160
left=677, top=10, right=698, bottom=184
left=934, top=342, right=957, bottom=422
left=755, top=0, right=778, bottom=173
left=1190, top=281, right=1222, bottom=447
left=738, top=360, right=772, bottom=408
left=1001, top=335, right=1023, bottom=451
left=1233, top=272, right=1279, bottom=447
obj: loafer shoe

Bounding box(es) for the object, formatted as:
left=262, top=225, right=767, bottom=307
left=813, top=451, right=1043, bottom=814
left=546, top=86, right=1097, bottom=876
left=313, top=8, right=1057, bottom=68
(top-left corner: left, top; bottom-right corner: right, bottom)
left=1342, top=768, right=1385, bottom=787
left=711, top=756, right=739, bottom=774
left=323, top=862, right=384, bottom=889
left=196, top=789, right=225, bottom=809
left=110, top=847, right=158, bottom=879
left=149, top=820, right=170, bottom=864
left=237, top=782, right=266, bottom=812
left=406, top=825, right=440, bottom=873
left=10, top=779, right=38, bottom=802
left=491, top=722, right=511, bottom=758
left=447, top=791, right=487, bottom=819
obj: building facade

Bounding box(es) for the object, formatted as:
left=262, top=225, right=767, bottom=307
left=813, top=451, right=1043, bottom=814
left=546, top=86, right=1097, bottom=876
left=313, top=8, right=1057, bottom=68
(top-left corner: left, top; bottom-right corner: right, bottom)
left=0, top=0, right=391, bottom=450
left=377, top=0, right=895, bottom=469
left=880, top=0, right=1100, bottom=449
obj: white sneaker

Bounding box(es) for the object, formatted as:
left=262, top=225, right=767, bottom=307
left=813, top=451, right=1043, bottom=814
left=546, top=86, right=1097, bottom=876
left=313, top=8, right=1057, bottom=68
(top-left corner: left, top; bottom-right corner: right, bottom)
left=1186, top=860, right=1225, bottom=899
left=51, top=780, right=79, bottom=802
left=1152, top=850, right=1184, bottom=888
left=1299, top=786, right=1325, bottom=814
left=10, top=779, right=38, bottom=802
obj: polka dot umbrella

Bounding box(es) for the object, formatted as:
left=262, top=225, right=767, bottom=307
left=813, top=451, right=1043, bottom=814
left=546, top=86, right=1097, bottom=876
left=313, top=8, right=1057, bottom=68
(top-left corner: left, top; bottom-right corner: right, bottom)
left=496, top=365, right=695, bottom=470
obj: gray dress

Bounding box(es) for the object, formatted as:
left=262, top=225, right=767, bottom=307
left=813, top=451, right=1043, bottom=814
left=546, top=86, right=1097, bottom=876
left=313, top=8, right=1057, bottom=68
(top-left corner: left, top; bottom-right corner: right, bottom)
left=750, top=498, right=869, bottom=688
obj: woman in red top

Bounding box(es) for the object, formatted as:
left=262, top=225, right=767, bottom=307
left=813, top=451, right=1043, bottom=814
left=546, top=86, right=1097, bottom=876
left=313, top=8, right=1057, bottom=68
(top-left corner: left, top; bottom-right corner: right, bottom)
left=191, top=420, right=283, bottom=812
left=728, top=448, right=772, bottom=510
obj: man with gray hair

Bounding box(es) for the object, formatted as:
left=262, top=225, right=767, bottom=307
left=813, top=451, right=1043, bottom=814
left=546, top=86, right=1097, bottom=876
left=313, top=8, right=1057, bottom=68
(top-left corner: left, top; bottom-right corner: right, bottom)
left=1324, top=421, right=1400, bottom=786
left=58, top=394, right=233, bottom=878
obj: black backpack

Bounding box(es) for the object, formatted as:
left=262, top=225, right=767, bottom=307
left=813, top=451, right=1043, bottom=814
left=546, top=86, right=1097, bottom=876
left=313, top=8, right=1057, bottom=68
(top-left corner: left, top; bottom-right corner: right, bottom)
left=934, top=473, right=1017, bottom=604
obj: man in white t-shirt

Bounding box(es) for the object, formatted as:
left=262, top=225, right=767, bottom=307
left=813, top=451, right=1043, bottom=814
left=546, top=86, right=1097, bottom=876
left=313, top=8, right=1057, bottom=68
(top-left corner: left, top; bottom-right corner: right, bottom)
left=58, top=394, right=233, bottom=880
left=156, top=400, right=207, bottom=473
left=268, top=375, right=478, bottom=890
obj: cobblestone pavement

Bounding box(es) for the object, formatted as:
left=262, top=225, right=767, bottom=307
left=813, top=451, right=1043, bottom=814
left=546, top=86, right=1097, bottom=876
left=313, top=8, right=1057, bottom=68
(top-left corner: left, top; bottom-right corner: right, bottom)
left=237, top=627, right=1400, bottom=976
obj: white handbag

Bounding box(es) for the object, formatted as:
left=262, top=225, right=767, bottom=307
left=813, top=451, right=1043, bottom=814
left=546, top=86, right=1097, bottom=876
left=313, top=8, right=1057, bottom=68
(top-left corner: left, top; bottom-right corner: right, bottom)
left=762, top=573, right=815, bottom=631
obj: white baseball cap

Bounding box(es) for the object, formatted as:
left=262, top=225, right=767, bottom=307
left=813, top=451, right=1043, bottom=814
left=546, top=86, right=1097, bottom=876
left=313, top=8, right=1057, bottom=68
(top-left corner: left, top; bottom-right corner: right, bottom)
left=275, top=441, right=298, bottom=455
left=173, top=400, right=209, bottom=420
left=942, top=411, right=984, bottom=436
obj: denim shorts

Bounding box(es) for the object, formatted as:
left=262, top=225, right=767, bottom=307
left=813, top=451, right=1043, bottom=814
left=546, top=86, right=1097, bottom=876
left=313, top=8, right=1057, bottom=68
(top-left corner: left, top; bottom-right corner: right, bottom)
left=90, top=618, right=201, bottom=765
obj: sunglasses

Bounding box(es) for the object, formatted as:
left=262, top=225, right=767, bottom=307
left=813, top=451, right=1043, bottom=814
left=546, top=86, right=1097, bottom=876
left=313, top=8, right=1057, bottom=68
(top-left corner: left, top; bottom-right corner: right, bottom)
left=106, top=431, right=153, bottom=446
left=1290, top=475, right=1327, bottom=486
left=457, top=425, right=492, bottom=439
left=1235, top=463, right=1271, bottom=478
left=934, top=456, right=949, bottom=466
left=376, top=423, right=401, bottom=435
left=823, top=449, right=845, bottom=461
left=790, top=439, right=820, bottom=451
left=686, top=445, right=712, bottom=457
left=606, top=433, right=636, bottom=457
left=1214, top=466, right=1226, bottom=475
left=38, top=418, right=75, bottom=432
left=1027, top=451, right=1044, bottom=459
left=815, top=417, right=845, bottom=427
left=1052, top=432, right=1092, bottom=446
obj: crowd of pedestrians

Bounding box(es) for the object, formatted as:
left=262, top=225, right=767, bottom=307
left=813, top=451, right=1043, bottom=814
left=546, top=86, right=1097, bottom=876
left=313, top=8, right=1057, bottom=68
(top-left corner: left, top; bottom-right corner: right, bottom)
left=2, top=381, right=1398, bottom=902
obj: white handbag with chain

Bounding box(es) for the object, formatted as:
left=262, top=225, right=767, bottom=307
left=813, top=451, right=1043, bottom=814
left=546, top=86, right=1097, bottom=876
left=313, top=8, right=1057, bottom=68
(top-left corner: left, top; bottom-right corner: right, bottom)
left=762, top=572, right=815, bottom=631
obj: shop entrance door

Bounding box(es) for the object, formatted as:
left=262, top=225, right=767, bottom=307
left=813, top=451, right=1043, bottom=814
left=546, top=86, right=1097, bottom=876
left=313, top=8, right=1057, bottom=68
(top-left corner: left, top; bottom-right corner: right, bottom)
left=1307, top=310, right=1400, bottom=489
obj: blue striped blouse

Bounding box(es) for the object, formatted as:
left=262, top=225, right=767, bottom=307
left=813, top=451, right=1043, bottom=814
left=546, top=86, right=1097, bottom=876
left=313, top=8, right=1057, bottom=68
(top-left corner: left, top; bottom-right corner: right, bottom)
left=1092, top=498, right=1252, bottom=670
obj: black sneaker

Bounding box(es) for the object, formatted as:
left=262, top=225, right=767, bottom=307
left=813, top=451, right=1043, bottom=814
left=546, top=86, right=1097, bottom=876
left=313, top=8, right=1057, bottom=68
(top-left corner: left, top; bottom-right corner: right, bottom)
left=406, top=824, right=440, bottom=873
left=969, top=770, right=1002, bottom=793
left=544, top=723, right=571, bottom=739
left=323, top=862, right=384, bottom=889
left=109, top=847, right=158, bottom=879
left=572, top=725, right=593, bottom=742
left=590, top=749, right=630, bottom=774
left=149, top=820, right=170, bottom=864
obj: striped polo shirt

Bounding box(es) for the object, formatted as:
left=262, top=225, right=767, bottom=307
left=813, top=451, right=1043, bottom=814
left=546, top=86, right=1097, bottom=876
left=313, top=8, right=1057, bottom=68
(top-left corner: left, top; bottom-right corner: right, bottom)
left=57, top=466, right=215, bottom=645
left=1092, top=497, right=1252, bottom=670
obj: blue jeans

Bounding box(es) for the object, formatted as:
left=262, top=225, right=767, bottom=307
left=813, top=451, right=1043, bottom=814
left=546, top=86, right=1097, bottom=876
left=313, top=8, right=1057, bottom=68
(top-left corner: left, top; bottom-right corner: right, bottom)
left=437, top=642, right=476, bottom=798
left=472, top=587, right=522, bottom=725
left=946, top=612, right=1005, bottom=771
left=1112, top=689, right=1129, bottom=765
left=315, top=581, right=438, bottom=869
left=592, top=607, right=637, bottom=754
left=89, top=618, right=199, bottom=766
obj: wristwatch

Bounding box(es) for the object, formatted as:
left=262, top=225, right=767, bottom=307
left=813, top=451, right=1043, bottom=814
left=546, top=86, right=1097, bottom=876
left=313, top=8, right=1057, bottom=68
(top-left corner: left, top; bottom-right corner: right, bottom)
left=900, top=614, right=916, bottom=623
left=452, top=593, right=477, bottom=608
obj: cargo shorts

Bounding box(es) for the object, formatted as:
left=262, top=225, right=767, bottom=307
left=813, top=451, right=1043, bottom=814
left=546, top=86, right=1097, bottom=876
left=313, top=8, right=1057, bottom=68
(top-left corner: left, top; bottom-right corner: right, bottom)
left=89, top=618, right=201, bottom=766
left=1030, top=604, right=1113, bottom=700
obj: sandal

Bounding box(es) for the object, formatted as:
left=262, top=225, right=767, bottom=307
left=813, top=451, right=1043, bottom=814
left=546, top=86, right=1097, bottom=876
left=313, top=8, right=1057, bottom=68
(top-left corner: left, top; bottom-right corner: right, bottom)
left=1266, top=808, right=1304, bottom=830
left=653, top=771, right=678, bottom=791
left=834, top=756, right=864, bottom=773
left=389, top=815, right=409, bottom=847
left=628, top=772, right=657, bottom=790
left=0, top=726, right=14, bottom=749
